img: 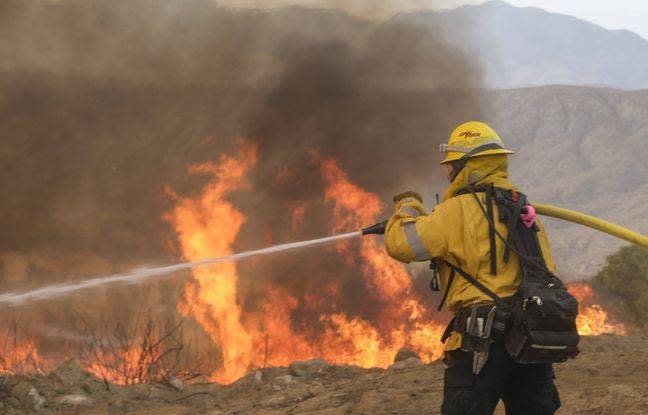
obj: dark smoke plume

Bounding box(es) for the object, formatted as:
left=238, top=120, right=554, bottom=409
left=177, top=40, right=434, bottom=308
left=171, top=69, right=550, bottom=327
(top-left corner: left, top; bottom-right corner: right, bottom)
left=0, top=0, right=484, bottom=359
left=236, top=15, right=483, bottom=324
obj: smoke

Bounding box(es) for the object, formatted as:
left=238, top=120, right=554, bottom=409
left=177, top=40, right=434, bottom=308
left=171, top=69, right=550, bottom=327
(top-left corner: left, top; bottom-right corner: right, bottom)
left=232, top=12, right=483, bottom=322
left=247, top=22, right=482, bottom=195
left=0, top=0, right=484, bottom=362
left=217, top=0, right=434, bottom=19
left=0, top=0, right=373, bottom=86
left=1, top=0, right=272, bottom=86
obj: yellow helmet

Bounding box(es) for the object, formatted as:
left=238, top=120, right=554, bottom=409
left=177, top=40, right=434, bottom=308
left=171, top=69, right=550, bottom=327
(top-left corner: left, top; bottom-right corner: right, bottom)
left=440, top=121, right=515, bottom=164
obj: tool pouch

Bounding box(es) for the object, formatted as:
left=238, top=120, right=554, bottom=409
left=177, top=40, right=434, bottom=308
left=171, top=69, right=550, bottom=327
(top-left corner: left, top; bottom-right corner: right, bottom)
left=457, top=305, right=498, bottom=374
left=460, top=305, right=494, bottom=353
left=505, top=274, right=580, bottom=364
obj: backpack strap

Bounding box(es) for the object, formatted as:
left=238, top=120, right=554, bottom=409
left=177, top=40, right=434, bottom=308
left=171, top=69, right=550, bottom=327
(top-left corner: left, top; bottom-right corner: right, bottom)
left=465, top=185, right=554, bottom=276
left=437, top=266, right=456, bottom=311
left=454, top=185, right=497, bottom=275
left=436, top=260, right=508, bottom=311
left=440, top=316, right=456, bottom=344
left=429, top=260, right=441, bottom=292
left=502, top=190, right=524, bottom=263
left=486, top=185, right=497, bottom=275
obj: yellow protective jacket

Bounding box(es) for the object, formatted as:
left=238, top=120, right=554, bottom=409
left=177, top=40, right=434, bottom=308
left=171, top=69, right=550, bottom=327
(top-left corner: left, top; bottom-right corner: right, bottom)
left=385, top=154, right=556, bottom=351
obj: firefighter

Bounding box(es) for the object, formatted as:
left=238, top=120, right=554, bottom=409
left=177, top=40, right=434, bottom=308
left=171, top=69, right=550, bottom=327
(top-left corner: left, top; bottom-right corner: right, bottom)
left=385, top=121, right=562, bottom=414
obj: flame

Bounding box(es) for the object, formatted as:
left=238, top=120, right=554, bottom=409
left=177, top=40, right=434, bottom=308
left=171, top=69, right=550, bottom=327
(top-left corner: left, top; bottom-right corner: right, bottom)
left=166, top=142, right=258, bottom=383
left=0, top=330, right=44, bottom=376
left=166, top=147, right=446, bottom=384
left=319, top=157, right=445, bottom=364
left=568, top=283, right=627, bottom=336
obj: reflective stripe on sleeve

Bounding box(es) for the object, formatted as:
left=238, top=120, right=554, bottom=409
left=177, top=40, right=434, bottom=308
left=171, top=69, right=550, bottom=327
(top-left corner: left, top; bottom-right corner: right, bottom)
left=403, top=221, right=431, bottom=261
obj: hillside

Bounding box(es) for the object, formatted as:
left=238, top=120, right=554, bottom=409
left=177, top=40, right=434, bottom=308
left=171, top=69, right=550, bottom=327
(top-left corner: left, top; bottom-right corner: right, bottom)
left=5, top=1, right=648, bottom=89
left=483, top=86, right=648, bottom=277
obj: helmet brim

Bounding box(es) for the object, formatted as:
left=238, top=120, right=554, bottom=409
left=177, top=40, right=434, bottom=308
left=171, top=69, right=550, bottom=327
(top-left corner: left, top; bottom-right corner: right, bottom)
left=440, top=149, right=515, bottom=165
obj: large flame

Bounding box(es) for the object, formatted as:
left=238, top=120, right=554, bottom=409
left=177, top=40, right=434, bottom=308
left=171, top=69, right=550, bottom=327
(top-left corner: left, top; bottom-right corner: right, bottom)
left=319, top=157, right=445, bottom=367
left=166, top=142, right=259, bottom=383
left=568, top=283, right=627, bottom=336
left=166, top=146, right=445, bottom=384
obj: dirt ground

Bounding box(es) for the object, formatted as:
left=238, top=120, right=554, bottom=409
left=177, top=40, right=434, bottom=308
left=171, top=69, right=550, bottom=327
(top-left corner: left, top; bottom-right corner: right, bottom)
left=1, top=333, right=647, bottom=415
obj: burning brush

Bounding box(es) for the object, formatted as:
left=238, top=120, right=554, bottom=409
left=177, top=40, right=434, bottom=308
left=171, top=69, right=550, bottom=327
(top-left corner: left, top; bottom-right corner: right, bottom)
left=567, top=283, right=627, bottom=336
left=0, top=145, right=644, bottom=384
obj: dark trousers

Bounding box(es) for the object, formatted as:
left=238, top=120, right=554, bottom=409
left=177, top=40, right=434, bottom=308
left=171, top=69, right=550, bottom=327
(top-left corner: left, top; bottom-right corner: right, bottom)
left=441, top=341, right=561, bottom=415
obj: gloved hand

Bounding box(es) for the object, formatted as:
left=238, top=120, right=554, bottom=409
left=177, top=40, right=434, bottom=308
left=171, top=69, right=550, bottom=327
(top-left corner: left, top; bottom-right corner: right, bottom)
left=393, top=191, right=427, bottom=218
left=393, top=191, right=423, bottom=204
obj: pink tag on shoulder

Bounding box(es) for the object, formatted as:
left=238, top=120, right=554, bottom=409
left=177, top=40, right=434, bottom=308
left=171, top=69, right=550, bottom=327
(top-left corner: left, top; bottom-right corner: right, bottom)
left=520, top=205, right=536, bottom=228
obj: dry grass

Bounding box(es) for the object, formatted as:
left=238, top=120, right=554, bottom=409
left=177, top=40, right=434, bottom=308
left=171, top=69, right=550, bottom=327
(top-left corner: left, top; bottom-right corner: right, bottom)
left=76, top=311, right=217, bottom=385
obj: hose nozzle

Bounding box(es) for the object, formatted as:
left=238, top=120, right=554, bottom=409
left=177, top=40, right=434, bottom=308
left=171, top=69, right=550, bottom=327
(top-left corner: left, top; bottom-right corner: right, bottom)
left=362, top=220, right=388, bottom=235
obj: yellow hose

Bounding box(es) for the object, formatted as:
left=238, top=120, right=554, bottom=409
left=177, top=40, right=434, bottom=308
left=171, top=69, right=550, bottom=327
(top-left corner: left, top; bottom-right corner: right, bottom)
left=534, top=203, right=648, bottom=249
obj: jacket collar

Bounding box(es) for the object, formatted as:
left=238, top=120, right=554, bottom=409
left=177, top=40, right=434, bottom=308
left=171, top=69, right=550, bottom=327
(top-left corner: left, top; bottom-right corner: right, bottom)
left=443, top=154, right=516, bottom=201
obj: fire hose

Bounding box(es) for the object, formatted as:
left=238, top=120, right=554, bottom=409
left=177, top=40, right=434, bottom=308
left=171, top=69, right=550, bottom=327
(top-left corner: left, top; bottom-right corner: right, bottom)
left=362, top=203, right=648, bottom=250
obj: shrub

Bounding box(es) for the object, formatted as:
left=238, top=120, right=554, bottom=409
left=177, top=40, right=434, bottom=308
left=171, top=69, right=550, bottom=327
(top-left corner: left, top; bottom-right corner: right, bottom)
left=592, top=245, right=648, bottom=324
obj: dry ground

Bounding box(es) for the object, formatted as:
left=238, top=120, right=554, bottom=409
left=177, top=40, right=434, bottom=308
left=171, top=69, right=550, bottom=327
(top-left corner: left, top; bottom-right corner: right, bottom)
left=1, top=333, right=647, bottom=414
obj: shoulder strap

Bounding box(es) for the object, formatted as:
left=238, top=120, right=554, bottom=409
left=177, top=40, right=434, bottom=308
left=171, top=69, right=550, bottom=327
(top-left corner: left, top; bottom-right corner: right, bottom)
left=453, top=185, right=497, bottom=275
left=437, top=260, right=508, bottom=310
left=453, top=184, right=489, bottom=197
left=437, top=267, right=456, bottom=311
left=486, top=187, right=526, bottom=264
left=465, top=185, right=553, bottom=275
left=485, top=185, right=497, bottom=275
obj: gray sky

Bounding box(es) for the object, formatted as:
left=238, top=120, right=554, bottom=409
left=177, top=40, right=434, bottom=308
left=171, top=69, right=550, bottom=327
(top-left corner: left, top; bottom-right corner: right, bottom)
left=221, top=0, right=648, bottom=39
left=503, top=0, right=648, bottom=38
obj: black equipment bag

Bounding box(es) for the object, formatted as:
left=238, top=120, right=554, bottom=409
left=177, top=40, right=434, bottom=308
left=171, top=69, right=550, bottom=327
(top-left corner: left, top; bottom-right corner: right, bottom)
left=505, top=269, right=580, bottom=363
left=444, top=185, right=580, bottom=364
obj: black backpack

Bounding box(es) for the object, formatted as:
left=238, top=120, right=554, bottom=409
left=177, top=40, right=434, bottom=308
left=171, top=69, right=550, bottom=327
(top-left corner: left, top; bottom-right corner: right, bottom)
left=434, top=184, right=580, bottom=364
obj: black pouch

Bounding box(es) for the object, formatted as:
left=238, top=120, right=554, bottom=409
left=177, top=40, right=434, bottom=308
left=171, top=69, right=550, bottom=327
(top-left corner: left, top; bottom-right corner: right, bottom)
left=505, top=273, right=581, bottom=363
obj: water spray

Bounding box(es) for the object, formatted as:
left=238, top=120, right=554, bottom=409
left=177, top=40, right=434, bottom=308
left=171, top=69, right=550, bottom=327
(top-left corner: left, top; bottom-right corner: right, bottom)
left=0, top=231, right=361, bottom=307
left=1, top=203, right=645, bottom=308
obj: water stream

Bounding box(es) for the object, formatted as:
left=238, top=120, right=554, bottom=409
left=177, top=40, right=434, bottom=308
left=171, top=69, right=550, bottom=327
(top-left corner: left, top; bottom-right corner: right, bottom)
left=0, top=231, right=362, bottom=307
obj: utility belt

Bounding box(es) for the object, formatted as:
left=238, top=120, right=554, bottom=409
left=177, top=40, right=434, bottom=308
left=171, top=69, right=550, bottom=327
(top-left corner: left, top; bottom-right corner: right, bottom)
left=440, top=294, right=515, bottom=343
left=454, top=303, right=510, bottom=338
left=442, top=302, right=512, bottom=375
left=441, top=289, right=579, bottom=376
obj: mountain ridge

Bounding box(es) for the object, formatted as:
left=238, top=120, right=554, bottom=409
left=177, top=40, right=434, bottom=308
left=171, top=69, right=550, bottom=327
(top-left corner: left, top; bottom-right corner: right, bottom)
left=482, top=85, right=648, bottom=276
left=4, top=0, right=648, bottom=89
left=398, top=0, right=648, bottom=89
